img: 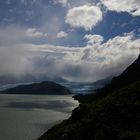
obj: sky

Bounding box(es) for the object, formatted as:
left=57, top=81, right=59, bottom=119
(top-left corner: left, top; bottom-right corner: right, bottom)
left=0, top=0, right=140, bottom=82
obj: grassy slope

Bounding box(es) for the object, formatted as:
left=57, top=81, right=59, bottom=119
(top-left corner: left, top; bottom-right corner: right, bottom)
left=38, top=81, right=140, bottom=140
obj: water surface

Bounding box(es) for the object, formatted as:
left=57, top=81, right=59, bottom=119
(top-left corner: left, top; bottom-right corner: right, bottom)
left=0, top=94, right=78, bottom=140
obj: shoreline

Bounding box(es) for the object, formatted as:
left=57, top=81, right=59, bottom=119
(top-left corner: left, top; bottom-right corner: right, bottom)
left=0, top=94, right=79, bottom=140
left=37, top=95, right=80, bottom=140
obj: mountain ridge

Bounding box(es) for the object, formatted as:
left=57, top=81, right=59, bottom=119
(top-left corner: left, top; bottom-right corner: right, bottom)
left=2, top=81, right=72, bottom=95
left=38, top=54, right=140, bottom=140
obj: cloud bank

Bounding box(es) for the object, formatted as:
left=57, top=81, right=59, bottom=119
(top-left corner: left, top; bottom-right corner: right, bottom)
left=0, top=29, right=139, bottom=82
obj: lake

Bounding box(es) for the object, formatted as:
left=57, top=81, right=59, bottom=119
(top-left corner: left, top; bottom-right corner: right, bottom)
left=0, top=94, right=79, bottom=140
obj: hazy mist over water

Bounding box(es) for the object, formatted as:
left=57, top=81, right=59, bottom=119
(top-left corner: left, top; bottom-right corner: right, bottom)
left=0, top=94, right=78, bottom=140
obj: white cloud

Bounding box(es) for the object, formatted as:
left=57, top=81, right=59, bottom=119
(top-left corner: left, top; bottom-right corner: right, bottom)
left=57, top=31, right=68, bottom=38
left=84, top=34, right=104, bottom=45
left=1, top=1, right=140, bottom=82
left=101, top=0, right=140, bottom=16
left=26, top=28, right=46, bottom=38
left=65, top=5, right=103, bottom=31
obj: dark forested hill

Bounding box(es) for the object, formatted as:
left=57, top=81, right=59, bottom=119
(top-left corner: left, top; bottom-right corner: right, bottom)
left=2, top=81, right=71, bottom=95
left=38, top=54, right=140, bottom=140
